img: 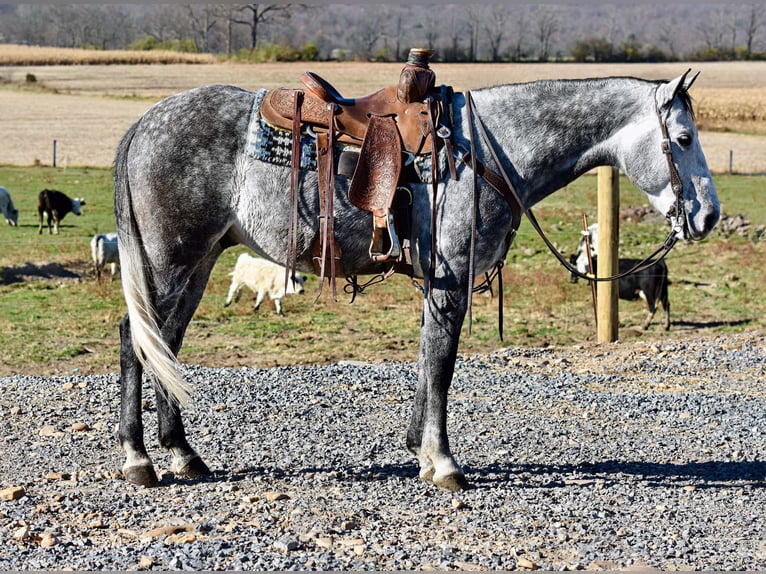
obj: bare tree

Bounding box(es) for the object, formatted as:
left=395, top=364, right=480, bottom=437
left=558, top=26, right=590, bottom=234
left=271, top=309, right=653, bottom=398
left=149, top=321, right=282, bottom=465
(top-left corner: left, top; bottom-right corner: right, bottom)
left=421, top=10, right=440, bottom=52
left=656, top=21, right=678, bottom=60
left=744, top=2, right=764, bottom=56
left=230, top=4, right=293, bottom=51
left=443, top=6, right=469, bottom=61
left=349, top=7, right=386, bottom=60
left=510, top=9, right=528, bottom=61
left=187, top=6, right=222, bottom=52
left=697, top=8, right=728, bottom=52
left=484, top=5, right=509, bottom=61
left=535, top=7, right=559, bottom=61
left=464, top=5, right=481, bottom=61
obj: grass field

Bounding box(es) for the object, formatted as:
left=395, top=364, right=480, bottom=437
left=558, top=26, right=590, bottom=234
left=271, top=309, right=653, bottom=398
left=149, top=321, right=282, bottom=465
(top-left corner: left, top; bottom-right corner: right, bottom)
left=0, top=165, right=763, bottom=378
left=0, top=57, right=764, bottom=376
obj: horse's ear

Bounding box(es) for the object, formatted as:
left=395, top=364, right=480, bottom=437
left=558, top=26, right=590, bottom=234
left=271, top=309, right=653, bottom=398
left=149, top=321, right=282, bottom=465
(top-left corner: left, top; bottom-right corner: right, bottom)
left=684, top=71, right=701, bottom=91
left=656, top=68, right=692, bottom=109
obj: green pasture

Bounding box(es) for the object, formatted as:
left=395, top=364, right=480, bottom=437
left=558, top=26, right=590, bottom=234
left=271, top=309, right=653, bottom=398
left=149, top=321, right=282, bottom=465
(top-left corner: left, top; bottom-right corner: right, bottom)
left=0, top=165, right=763, bottom=376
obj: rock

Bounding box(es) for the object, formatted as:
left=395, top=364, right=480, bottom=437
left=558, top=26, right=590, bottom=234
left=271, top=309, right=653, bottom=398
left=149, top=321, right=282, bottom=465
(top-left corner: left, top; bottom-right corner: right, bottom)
left=138, top=556, right=154, bottom=570
left=517, top=557, right=538, bottom=570
left=588, top=560, right=621, bottom=570
left=166, top=532, right=197, bottom=544
left=71, top=422, right=90, bottom=432
left=314, top=536, right=333, bottom=550
left=45, top=472, right=71, bottom=481
left=273, top=539, right=299, bottom=552
left=451, top=497, right=467, bottom=510
left=265, top=491, right=290, bottom=502
left=40, top=532, right=58, bottom=547
left=140, top=524, right=194, bottom=540
left=0, top=486, right=25, bottom=500
left=453, top=561, right=487, bottom=571
left=39, top=425, right=62, bottom=437
left=12, top=526, right=29, bottom=541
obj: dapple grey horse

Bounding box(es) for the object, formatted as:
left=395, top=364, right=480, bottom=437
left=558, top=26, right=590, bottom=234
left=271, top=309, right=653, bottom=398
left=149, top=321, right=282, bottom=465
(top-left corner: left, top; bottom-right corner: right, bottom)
left=114, top=71, right=719, bottom=490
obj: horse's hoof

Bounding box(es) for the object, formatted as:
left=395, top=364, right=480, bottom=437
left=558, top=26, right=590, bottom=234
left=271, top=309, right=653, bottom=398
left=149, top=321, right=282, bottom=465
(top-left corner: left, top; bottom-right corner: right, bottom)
left=123, top=464, right=160, bottom=487
left=433, top=471, right=470, bottom=492
left=173, top=456, right=211, bottom=479
left=419, top=465, right=436, bottom=483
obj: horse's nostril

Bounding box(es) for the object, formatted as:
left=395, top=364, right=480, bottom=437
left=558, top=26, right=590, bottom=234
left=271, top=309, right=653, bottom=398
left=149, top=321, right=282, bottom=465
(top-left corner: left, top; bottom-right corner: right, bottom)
left=704, top=210, right=720, bottom=232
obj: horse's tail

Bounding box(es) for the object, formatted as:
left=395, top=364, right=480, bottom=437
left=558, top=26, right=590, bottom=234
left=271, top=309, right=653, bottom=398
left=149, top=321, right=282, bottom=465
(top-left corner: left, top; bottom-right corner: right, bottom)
left=114, top=122, right=192, bottom=407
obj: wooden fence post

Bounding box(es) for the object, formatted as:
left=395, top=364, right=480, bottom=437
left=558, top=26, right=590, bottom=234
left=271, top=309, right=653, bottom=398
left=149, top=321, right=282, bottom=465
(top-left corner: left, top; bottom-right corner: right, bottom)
left=597, top=166, right=619, bottom=343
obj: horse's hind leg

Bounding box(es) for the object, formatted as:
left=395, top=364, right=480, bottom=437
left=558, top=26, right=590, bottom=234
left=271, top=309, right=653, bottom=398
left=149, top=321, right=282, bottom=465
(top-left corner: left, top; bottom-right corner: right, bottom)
left=154, top=248, right=223, bottom=479
left=118, top=247, right=221, bottom=485
left=118, top=315, right=159, bottom=486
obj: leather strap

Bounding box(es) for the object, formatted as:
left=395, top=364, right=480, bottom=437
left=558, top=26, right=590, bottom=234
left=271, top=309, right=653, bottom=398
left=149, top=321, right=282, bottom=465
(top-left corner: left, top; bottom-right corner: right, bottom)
left=427, top=96, right=439, bottom=300
left=312, top=113, right=342, bottom=302
left=285, top=90, right=303, bottom=293
left=465, top=92, right=480, bottom=335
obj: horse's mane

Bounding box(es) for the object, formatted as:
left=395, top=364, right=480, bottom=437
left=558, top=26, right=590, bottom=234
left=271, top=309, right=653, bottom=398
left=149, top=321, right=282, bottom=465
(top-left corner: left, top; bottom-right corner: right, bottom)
left=674, top=87, right=696, bottom=120
left=482, top=76, right=697, bottom=119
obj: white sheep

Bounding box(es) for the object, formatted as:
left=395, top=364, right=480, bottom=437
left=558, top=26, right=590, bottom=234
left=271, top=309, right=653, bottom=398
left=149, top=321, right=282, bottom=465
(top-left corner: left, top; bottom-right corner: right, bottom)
left=224, top=253, right=305, bottom=316
left=90, top=232, right=119, bottom=281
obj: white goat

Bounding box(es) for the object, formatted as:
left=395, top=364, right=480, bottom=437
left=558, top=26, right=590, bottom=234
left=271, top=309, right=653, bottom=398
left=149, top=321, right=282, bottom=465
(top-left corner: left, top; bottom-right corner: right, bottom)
left=224, top=253, right=305, bottom=316
left=90, top=232, right=119, bottom=281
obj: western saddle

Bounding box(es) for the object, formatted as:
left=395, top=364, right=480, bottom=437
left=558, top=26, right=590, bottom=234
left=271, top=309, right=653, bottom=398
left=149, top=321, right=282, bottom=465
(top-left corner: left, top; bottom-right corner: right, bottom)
left=264, top=48, right=522, bottom=318
left=261, top=49, right=454, bottom=300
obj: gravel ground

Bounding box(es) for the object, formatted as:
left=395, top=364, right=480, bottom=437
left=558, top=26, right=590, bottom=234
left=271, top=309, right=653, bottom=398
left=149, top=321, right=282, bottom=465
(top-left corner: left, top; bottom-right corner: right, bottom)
left=1, top=331, right=765, bottom=571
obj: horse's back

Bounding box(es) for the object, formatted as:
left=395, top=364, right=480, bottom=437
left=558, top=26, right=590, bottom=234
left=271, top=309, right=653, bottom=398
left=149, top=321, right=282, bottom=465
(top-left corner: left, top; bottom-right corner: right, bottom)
left=125, top=84, right=255, bottom=170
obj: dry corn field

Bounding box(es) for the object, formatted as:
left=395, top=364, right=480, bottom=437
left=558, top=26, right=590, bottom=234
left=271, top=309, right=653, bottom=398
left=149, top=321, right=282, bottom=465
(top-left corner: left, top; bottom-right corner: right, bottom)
left=0, top=53, right=765, bottom=172
left=0, top=43, right=214, bottom=65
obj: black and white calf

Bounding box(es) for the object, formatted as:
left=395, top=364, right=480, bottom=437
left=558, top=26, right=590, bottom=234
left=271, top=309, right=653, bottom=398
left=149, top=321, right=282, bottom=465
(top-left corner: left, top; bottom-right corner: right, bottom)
left=37, top=189, right=85, bottom=234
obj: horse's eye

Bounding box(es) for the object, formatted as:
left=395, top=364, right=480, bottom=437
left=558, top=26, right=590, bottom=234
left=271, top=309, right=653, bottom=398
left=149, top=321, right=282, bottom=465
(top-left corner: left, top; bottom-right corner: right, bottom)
left=677, top=133, right=693, bottom=147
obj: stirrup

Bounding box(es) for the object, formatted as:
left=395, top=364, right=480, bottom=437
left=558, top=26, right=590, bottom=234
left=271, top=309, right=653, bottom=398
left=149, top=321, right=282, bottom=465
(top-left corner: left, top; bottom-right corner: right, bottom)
left=370, top=212, right=401, bottom=262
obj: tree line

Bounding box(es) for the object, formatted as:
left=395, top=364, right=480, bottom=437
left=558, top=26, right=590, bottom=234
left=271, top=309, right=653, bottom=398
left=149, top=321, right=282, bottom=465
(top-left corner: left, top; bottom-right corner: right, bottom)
left=0, top=3, right=764, bottom=63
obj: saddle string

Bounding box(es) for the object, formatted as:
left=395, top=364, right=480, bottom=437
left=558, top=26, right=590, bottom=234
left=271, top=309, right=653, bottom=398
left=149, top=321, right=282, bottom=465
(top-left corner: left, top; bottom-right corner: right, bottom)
left=465, top=91, right=480, bottom=336
left=427, top=96, right=439, bottom=302
left=285, top=90, right=304, bottom=294
left=313, top=104, right=339, bottom=303
left=343, top=269, right=396, bottom=303
left=464, top=91, right=680, bottom=285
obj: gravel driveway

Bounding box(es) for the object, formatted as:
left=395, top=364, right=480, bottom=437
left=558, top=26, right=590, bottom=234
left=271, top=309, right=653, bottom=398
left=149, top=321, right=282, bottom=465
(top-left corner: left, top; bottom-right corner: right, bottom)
left=1, top=331, right=765, bottom=570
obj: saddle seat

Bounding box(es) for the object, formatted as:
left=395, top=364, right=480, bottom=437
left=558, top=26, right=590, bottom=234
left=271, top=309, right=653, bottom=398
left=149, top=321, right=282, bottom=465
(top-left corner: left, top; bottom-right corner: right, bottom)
left=259, top=72, right=435, bottom=155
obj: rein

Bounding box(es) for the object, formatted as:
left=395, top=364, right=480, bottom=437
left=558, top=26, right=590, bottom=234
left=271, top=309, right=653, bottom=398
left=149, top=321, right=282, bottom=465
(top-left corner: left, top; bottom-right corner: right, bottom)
left=462, top=88, right=687, bottom=285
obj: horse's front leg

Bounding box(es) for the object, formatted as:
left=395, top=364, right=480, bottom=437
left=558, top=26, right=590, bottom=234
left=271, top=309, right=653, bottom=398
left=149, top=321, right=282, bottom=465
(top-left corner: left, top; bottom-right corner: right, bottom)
left=407, top=286, right=469, bottom=491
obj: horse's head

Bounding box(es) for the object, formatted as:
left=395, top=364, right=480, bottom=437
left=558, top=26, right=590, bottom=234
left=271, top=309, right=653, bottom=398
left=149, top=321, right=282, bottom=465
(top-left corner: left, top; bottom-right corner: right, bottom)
left=620, top=71, right=720, bottom=242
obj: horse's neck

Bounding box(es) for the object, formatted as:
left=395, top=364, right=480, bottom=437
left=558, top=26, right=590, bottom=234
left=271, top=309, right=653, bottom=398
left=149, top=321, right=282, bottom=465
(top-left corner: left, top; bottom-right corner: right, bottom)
left=468, top=79, right=652, bottom=206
